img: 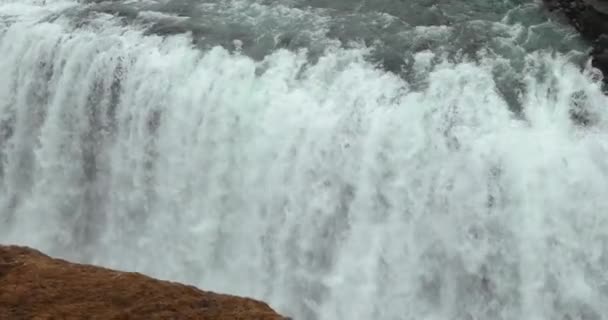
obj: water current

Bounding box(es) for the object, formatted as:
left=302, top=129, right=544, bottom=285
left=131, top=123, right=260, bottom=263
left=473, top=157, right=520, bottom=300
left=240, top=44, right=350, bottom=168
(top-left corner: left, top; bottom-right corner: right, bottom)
left=1, top=0, right=608, bottom=319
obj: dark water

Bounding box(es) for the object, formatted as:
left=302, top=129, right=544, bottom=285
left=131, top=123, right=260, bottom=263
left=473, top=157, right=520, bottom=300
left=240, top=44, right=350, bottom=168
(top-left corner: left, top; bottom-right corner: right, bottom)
left=59, top=0, right=591, bottom=114
left=74, top=0, right=587, bottom=63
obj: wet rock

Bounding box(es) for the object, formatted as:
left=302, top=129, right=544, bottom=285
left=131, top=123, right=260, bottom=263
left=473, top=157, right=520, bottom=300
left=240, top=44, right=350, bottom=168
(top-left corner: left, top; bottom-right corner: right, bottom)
left=544, top=0, right=608, bottom=81
left=592, top=47, right=608, bottom=72
left=585, top=0, right=608, bottom=15
left=0, top=245, right=288, bottom=320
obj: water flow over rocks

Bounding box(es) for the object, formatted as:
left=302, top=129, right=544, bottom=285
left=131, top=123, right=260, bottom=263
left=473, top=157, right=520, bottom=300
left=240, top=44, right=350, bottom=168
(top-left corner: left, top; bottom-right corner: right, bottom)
left=3, top=1, right=608, bottom=320
left=544, top=0, right=608, bottom=80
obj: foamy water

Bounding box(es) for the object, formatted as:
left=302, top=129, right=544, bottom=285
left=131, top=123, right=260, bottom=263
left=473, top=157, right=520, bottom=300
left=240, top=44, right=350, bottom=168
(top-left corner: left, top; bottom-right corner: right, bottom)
left=1, top=1, right=608, bottom=319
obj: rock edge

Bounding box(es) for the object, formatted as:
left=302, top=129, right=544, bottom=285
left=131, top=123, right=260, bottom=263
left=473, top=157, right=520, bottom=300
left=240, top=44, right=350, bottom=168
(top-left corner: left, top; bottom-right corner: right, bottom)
left=544, top=0, right=608, bottom=80
left=0, top=245, right=288, bottom=320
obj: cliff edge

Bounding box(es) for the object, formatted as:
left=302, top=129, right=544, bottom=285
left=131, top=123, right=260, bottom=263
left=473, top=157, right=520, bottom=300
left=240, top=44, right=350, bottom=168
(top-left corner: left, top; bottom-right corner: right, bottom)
left=0, top=245, right=287, bottom=320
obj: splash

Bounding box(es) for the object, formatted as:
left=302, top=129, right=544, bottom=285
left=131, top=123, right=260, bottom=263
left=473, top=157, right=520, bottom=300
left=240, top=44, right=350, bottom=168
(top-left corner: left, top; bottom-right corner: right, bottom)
left=1, top=1, right=608, bottom=320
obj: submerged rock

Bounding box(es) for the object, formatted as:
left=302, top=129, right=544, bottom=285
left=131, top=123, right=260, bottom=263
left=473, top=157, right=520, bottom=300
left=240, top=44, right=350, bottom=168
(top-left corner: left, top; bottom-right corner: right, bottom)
left=544, top=0, right=608, bottom=80
left=0, top=245, right=287, bottom=320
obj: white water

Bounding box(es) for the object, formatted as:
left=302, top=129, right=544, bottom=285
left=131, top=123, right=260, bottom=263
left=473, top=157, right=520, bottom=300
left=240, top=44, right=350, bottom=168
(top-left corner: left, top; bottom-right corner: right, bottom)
left=2, top=2, right=608, bottom=320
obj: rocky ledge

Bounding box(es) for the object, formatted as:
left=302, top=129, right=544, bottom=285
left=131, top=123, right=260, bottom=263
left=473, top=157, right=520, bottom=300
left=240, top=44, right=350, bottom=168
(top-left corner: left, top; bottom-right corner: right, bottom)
left=544, top=0, right=608, bottom=79
left=0, top=245, right=288, bottom=320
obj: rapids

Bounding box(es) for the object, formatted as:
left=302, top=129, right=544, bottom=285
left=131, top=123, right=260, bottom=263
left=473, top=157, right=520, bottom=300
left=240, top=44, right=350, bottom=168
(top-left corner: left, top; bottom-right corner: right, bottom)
left=1, top=1, right=608, bottom=319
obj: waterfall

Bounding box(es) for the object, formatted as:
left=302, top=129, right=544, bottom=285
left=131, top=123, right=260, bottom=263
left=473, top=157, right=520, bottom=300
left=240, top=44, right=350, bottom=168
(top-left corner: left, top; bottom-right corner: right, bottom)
left=2, top=1, right=608, bottom=319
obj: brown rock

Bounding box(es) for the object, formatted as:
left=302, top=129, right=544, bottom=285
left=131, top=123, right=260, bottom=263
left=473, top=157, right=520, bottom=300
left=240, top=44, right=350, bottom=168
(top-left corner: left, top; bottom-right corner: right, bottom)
left=0, top=245, right=288, bottom=320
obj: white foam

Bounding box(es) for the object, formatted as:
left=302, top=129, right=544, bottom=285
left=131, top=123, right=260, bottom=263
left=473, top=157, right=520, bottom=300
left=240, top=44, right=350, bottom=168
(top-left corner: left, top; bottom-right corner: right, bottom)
left=1, top=3, right=608, bottom=320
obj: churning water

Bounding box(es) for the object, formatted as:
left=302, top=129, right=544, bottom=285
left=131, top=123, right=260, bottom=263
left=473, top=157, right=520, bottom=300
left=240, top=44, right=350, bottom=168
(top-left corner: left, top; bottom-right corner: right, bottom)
left=2, top=0, right=608, bottom=319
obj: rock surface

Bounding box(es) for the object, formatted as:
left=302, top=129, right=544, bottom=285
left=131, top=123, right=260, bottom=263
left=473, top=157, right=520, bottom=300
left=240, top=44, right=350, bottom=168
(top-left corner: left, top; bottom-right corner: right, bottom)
left=0, top=245, right=287, bottom=320
left=544, top=0, right=608, bottom=80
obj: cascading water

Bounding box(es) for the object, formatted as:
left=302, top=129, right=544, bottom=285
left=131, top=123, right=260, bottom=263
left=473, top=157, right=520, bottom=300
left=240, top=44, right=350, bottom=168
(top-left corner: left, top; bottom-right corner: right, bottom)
left=2, top=0, right=608, bottom=319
